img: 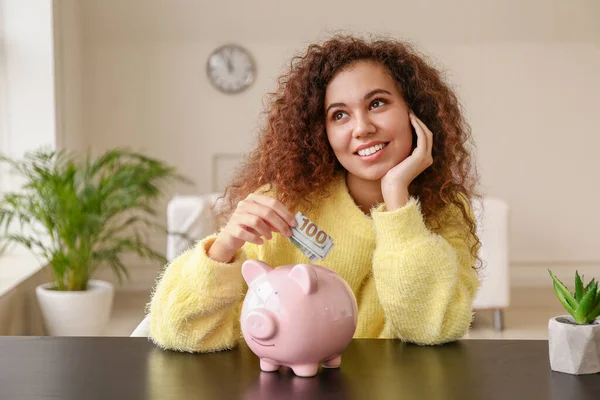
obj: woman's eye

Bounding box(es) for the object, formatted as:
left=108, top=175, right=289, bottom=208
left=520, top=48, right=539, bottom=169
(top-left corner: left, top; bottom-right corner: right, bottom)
left=370, top=99, right=386, bottom=109
left=333, top=111, right=347, bottom=121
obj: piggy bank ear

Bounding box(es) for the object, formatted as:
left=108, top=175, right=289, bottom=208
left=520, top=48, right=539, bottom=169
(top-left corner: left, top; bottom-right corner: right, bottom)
left=289, top=264, right=318, bottom=294
left=242, top=260, right=272, bottom=285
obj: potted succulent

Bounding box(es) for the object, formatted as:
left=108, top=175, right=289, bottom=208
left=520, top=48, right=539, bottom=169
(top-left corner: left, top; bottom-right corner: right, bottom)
left=548, top=269, right=600, bottom=375
left=0, top=148, right=185, bottom=336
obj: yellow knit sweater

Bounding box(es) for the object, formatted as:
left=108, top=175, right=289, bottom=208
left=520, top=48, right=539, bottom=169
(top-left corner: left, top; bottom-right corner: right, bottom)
left=149, top=174, right=480, bottom=352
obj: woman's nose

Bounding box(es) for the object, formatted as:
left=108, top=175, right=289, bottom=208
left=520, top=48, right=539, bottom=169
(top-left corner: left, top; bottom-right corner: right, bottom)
left=352, top=112, right=376, bottom=138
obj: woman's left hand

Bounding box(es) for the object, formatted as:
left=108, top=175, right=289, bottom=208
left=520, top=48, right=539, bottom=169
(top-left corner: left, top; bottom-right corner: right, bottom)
left=381, top=112, right=434, bottom=210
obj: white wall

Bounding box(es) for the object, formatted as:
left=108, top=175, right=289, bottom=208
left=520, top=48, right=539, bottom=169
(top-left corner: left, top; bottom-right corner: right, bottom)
left=53, top=0, right=600, bottom=288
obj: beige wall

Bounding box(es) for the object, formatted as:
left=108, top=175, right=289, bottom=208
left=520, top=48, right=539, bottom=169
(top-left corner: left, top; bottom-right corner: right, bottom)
left=54, top=0, right=600, bottom=288
left=53, top=0, right=84, bottom=151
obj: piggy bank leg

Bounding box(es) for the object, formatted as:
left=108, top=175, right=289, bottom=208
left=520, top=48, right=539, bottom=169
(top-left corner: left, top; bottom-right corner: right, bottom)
left=259, top=359, right=280, bottom=372
left=291, top=364, right=319, bottom=377
left=322, top=354, right=341, bottom=368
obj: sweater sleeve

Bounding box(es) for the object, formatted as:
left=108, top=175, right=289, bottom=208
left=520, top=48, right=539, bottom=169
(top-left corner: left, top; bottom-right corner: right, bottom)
left=370, top=196, right=480, bottom=345
left=148, top=235, right=258, bottom=352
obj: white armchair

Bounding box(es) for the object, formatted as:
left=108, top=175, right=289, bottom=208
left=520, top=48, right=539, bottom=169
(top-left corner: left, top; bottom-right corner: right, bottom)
left=131, top=194, right=510, bottom=336
left=129, top=194, right=221, bottom=338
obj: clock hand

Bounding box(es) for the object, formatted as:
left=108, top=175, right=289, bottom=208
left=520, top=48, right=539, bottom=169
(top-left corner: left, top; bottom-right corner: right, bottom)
left=226, top=56, right=233, bottom=74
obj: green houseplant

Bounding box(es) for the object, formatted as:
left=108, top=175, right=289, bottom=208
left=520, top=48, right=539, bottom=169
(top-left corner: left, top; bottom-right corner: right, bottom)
left=547, top=269, right=600, bottom=375
left=0, top=148, right=185, bottom=335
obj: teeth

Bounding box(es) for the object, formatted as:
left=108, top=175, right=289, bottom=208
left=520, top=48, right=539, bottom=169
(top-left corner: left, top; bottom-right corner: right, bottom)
left=357, top=143, right=386, bottom=157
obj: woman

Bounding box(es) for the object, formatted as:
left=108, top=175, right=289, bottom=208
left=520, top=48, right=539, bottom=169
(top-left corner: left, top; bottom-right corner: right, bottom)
left=149, top=35, right=481, bottom=352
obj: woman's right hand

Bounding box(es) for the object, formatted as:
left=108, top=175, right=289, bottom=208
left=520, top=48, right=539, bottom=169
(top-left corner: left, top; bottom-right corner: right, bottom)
left=208, top=194, right=297, bottom=263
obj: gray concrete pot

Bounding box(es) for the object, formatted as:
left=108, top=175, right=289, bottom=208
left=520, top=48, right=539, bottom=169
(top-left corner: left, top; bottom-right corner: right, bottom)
left=548, top=315, right=600, bottom=375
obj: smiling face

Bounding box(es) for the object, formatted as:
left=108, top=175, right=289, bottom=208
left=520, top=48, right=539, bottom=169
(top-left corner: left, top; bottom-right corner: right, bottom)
left=324, top=60, right=414, bottom=182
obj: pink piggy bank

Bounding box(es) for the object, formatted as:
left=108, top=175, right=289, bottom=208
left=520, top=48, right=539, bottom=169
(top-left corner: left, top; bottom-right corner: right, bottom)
left=240, top=260, right=358, bottom=377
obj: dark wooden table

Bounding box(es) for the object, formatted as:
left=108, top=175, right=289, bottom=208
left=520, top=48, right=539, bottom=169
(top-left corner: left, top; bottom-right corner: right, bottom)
left=0, top=337, right=598, bottom=400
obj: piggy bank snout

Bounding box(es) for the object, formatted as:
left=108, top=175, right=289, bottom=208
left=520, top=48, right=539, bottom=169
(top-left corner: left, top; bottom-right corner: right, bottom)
left=244, top=310, right=278, bottom=340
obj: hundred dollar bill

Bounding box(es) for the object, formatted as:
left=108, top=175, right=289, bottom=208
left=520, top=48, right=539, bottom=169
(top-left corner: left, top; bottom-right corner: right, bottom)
left=289, top=212, right=334, bottom=262
left=289, top=236, right=322, bottom=262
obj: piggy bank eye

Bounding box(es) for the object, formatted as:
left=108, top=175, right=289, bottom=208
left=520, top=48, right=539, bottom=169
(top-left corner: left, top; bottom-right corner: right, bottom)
left=265, top=293, right=281, bottom=312
left=274, top=291, right=278, bottom=295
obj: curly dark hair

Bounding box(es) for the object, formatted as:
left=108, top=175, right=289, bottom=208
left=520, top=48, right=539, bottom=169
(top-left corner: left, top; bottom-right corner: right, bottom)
left=218, top=34, right=481, bottom=267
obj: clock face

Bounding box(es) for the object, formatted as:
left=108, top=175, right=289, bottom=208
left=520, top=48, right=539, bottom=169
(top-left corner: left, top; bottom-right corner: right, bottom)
left=207, top=44, right=256, bottom=94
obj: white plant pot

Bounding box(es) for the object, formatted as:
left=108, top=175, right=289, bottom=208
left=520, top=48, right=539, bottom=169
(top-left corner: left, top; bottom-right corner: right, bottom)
left=548, top=315, right=600, bottom=375
left=36, top=280, right=114, bottom=336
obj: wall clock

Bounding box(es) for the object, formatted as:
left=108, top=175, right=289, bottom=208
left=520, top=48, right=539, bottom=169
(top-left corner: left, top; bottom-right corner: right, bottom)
left=207, top=44, right=256, bottom=94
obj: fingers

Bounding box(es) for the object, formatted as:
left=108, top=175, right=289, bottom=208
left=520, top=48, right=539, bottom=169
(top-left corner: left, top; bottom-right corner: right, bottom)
left=239, top=202, right=292, bottom=237
left=409, top=113, right=434, bottom=166
left=419, top=119, right=433, bottom=155
left=245, top=226, right=261, bottom=237
left=231, top=194, right=295, bottom=242
left=247, top=194, right=297, bottom=226
left=219, top=194, right=296, bottom=251
left=409, top=113, right=427, bottom=157
left=410, top=113, right=434, bottom=154
left=226, top=224, right=264, bottom=245
left=236, top=213, right=273, bottom=239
